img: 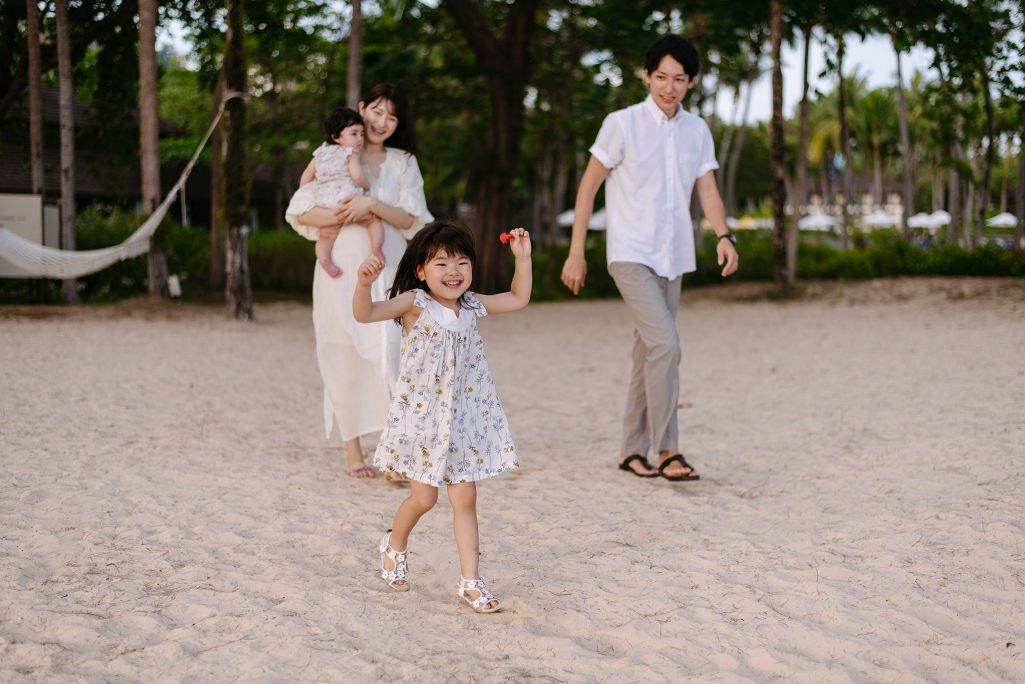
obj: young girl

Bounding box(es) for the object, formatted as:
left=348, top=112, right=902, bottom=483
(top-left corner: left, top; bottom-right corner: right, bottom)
left=300, top=107, right=385, bottom=278
left=352, top=222, right=531, bottom=613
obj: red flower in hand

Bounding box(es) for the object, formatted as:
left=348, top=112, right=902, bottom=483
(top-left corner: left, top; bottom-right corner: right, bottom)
left=499, top=232, right=512, bottom=244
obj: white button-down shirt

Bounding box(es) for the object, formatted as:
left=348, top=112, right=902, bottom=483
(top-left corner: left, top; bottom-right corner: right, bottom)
left=590, top=95, right=718, bottom=279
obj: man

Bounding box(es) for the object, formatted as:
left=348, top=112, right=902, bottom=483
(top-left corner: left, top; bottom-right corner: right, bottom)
left=561, top=35, right=740, bottom=481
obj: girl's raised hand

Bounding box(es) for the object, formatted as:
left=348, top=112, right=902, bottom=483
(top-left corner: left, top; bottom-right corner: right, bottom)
left=356, top=255, right=384, bottom=286
left=504, top=227, right=531, bottom=258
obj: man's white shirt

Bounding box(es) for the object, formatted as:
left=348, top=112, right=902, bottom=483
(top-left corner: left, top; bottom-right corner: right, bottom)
left=589, top=95, right=719, bottom=279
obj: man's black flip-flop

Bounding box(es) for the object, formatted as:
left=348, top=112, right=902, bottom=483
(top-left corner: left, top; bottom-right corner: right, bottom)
left=618, top=454, right=659, bottom=478
left=658, top=454, right=700, bottom=481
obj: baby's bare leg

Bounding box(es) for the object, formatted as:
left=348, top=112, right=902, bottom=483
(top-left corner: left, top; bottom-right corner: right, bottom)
left=315, top=233, right=342, bottom=278
left=361, top=217, right=385, bottom=263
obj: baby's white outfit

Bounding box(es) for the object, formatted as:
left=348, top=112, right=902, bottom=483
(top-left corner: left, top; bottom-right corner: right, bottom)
left=373, top=290, right=519, bottom=487
left=313, top=143, right=366, bottom=209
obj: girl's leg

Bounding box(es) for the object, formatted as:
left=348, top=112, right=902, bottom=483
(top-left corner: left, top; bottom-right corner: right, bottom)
left=389, top=481, right=438, bottom=550
left=343, top=436, right=374, bottom=479
left=381, top=482, right=438, bottom=588
left=447, top=482, right=480, bottom=578
left=448, top=483, right=498, bottom=610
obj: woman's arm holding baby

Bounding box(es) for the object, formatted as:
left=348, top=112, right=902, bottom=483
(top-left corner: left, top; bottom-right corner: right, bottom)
left=476, top=228, right=532, bottom=314
left=348, top=151, right=370, bottom=190
left=352, top=257, right=415, bottom=323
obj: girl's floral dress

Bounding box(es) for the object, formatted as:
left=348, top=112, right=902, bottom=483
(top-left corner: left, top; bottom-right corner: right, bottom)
left=373, top=289, right=519, bottom=486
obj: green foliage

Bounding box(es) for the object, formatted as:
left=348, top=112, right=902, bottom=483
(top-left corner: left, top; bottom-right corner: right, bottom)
left=248, top=229, right=315, bottom=293
left=72, top=204, right=208, bottom=301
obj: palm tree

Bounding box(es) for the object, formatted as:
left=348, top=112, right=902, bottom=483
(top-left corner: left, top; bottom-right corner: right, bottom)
left=138, top=0, right=168, bottom=298
left=850, top=88, right=898, bottom=207
left=770, top=0, right=788, bottom=288
left=26, top=0, right=43, bottom=197
left=892, top=30, right=915, bottom=236
left=346, top=0, right=362, bottom=108
left=55, top=0, right=76, bottom=303
left=224, top=0, right=252, bottom=320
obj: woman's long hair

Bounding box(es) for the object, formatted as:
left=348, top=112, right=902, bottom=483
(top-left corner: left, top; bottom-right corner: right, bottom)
left=361, top=83, right=416, bottom=154
left=388, top=221, right=476, bottom=324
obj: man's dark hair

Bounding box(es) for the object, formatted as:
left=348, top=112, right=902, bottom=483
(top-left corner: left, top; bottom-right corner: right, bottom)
left=644, top=35, right=700, bottom=78
left=324, top=107, right=363, bottom=145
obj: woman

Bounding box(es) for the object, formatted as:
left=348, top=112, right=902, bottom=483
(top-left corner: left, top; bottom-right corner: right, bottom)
left=286, top=83, right=433, bottom=480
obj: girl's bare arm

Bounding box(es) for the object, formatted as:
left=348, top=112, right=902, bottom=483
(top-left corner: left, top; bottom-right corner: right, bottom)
left=352, top=258, right=415, bottom=323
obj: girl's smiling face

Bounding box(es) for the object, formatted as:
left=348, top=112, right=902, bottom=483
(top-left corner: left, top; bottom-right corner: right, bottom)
left=359, top=97, right=399, bottom=146
left=416, top=249, right=473, bottom=309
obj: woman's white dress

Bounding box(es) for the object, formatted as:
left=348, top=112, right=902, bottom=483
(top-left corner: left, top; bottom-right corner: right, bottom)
left=373, top=290, right=519, bottom=487
left=286, top=148, right=433, bottom=441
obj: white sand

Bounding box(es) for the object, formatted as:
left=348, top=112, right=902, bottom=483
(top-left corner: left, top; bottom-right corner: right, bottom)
left=2, top=277, right=1024, bottom=682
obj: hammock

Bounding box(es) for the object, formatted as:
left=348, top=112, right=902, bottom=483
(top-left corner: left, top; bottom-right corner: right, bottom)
left=0, top=94, right=239, bottom=279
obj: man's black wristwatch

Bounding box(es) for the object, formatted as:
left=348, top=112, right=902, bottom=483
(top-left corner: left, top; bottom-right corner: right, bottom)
left=717, top=231, right=737, bottom=246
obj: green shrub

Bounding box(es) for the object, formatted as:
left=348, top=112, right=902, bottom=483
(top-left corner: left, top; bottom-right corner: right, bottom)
left=248, top=229, right=315, bottom=293
left=76, top=205, right=209, bottom=300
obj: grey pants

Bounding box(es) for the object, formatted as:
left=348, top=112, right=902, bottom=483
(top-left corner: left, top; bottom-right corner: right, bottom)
left=607, top=261, right=683, bottom=458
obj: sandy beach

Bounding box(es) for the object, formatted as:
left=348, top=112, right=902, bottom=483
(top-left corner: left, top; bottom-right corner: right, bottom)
left=2, top=277, right=1024, bottom=682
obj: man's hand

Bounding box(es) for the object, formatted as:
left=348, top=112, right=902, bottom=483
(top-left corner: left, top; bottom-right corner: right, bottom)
left=561, top=253, right=587, bottom=295
left=717, top=239, right=739, bottom=277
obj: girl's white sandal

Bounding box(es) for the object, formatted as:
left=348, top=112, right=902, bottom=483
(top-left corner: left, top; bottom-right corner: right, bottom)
left=379, top=532, right=410, bottom=591
left=457, top=576, right=502, bottom=613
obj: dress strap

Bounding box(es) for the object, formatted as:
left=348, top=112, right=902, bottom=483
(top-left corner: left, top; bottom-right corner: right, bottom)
left=463, top=292, right=488, bottom=318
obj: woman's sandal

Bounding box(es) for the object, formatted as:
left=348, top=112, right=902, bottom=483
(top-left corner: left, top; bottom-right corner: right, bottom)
left=457, top=576, right=502, bottom=613
left=658, top=453, right=701, bottom=481
left=379, top=532, right=411, bottom=591
left=618, top=454, right=659, bottom=478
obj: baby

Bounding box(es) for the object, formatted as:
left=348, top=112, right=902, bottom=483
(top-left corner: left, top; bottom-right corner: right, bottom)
left=301, top=107, right=383, bottom=278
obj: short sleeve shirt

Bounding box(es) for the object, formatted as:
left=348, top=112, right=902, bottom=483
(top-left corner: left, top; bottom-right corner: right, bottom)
left=590, top=95, right=718, bottom=279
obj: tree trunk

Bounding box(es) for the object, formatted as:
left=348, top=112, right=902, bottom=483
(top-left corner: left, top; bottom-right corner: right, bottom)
left=1015, top=150, right=1023, bottom=248
left=346, top=0, right=362, bottom=108
left=837, top=35, right=852, bottom=249
left=717, top=84, right=740, bottom=189
left=999, top=135, right=1009, bottom=213
left=872, top=144, right=883, bottom=207
left=443, top=0, right=539, bottom=293
left=209, top=75, right=226, bottom=288
left=725, top=77, right=753, bottom=218
left=27, top=0, right=44, bottom=197
left=769, top=0, right=788, bottom=289
left=977, top=68, right=995, bottom=245
left=932, top=172, right=943, bottom=212
left=966, top=141, right=980, bottom=247
left=893, top=33, right=914, bottom=238
left=55, top=0, right=77, bottom=303
left=224, top=0, right=252, bottom=320
left=138, top=0, right=168, bottom=298
left=787, top=23, right=812, bottom=284
left=948, top=155, right=962, bottom=243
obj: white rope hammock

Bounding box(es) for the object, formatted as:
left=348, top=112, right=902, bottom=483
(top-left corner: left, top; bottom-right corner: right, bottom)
left=0, top=93, right=240, bottom=279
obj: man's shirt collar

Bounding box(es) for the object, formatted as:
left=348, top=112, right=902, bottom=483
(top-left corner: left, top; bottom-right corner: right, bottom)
left=643, top=95, right=683, bottom=125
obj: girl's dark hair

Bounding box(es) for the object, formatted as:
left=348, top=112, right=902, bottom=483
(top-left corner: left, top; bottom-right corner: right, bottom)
left=324, top=107, right=363, bottom=145
left=360, top=83, right=416, bottom=154
left=644, top=35, right=700, bottom=78
left=389, top=221, right=476, bottom=323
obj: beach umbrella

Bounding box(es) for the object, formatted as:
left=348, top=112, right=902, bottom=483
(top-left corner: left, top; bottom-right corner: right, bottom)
left=798, top=213, right=838, bottom=230
left=930, top=210, right=951, bottom=226
left=907, top=212, right=936, bottom=229
left=985, top=212, right=1018, bottom=228
left=862, top=210, right=898, bottom=227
